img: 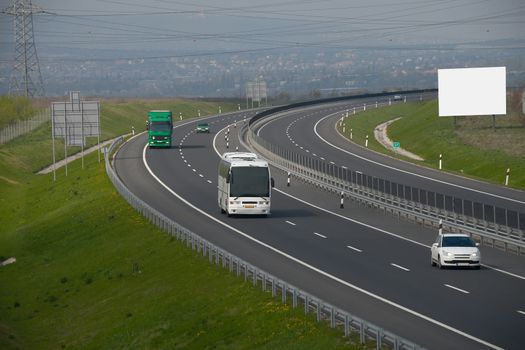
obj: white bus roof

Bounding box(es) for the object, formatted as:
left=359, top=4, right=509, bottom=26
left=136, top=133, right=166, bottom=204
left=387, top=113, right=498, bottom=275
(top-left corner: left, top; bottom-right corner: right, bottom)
left=222, top=152, right=258, bottom=160
left=221, top=152, right=267, bottom=167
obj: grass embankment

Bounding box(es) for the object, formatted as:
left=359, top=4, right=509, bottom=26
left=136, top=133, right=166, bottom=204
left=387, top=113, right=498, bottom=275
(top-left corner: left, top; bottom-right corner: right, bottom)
left=0, top=98, right=240, bottom=174
left=0, top=96, right=37, bottom=129
left=0, top=98, right=362, bottom=349
left=338, top=95, right=525, bottom=190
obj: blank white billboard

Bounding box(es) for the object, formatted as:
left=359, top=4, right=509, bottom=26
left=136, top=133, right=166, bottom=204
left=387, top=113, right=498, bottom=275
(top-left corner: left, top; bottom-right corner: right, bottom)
left=438, top=67, right=506, bottom=117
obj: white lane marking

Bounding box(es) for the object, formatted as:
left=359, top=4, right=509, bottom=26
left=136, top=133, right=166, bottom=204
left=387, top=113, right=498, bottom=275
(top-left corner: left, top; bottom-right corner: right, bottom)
left=187, top=164, right=191, bottom=167
left=444, top=284, right=470, bottom=294
left=146, top=122, right=506, bottom=350
left=274, top=188, right=525, bottom=281
left=313, top=153, right=317, bottom=157
left=285, top=220, right=296, bottom=226
left=347, top=245, right=362, bottom=253
left=199, top=174, right=204, bottom=177
left=184, top=159, right=187, bottom=163
left=313, top=232, right=327, bottom=239
left=517, top=310, right=525, bottom=316
left=192, top=169, right=196, bottom=172
left=320, top=157, right=325, bottom=160
left=207, top=180, right=213, bottom=184
left=313, top=113, right=525, bottom=205
left=391, top=263, right=410, bottom=272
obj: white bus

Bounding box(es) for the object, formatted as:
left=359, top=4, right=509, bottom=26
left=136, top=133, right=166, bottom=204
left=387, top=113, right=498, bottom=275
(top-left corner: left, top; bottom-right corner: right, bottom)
left=218, top=152, right=274, bottom=216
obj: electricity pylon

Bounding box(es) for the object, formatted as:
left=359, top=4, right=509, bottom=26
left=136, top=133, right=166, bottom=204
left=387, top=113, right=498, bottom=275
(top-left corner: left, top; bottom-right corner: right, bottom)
left=3, top=0, right=45, bottom=97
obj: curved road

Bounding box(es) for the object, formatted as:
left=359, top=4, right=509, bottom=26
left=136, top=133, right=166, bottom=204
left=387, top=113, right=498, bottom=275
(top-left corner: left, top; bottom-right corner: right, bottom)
left=114, top=102, right=525, bottom=350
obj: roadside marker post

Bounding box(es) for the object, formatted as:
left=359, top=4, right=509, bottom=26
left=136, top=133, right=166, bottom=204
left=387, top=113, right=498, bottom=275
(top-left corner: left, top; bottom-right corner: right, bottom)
left=438, top=219, right=443, bottom=235
left=365, top=135, right=369, bottom=148
left=505, top=168, right=510, bottom=186
left=340, top=192, right=344, bottom=209
left=439, top=154, right=443, bottom=170
left=287, top=172, right=291, bottom=187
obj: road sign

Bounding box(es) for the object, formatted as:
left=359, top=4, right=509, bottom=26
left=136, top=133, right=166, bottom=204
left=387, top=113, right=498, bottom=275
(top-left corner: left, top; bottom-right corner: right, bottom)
left=393, top=141, right=400, bottom=148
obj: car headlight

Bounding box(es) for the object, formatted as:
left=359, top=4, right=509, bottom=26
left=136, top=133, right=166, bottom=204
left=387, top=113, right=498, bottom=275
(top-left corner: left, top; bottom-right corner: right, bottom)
left=443, top=250, right=454, bottom=258
left=471, top=251, right=479, bottom=258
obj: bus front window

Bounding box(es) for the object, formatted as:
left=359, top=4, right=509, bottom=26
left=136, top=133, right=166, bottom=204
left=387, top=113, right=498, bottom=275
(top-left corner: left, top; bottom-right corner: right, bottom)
left=230, top=167, right=269, bottom=197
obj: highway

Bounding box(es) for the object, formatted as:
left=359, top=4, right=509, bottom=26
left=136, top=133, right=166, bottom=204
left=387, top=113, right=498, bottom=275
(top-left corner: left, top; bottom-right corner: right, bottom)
left=114, top=99, right=525, bottom=349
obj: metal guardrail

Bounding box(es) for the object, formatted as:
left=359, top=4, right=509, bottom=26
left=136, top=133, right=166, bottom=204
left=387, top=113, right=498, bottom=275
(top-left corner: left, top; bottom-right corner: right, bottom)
left=244, top=94, right=525, bottom=255
left=105, top=136, right=422, bottom=350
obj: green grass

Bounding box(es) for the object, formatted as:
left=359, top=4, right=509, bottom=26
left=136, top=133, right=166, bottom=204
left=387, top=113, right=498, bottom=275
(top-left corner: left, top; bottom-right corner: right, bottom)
left=0, top=98, right=240, bottom=175
left=0, top=96, right=37, bottom=129
left=0, top=98, right=365, bottom=349
left=338, top=98, right=525, bottom=190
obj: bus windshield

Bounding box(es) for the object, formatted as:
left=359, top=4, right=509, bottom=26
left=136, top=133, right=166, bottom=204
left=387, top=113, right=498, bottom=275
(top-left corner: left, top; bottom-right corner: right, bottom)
left=230, top=167, right=269, bottom=197
left=150, top=121, right=172, bottom=131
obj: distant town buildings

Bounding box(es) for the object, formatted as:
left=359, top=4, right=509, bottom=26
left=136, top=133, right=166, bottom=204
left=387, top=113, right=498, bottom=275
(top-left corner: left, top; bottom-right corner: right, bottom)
left=1, top=45, right=524, bottom=98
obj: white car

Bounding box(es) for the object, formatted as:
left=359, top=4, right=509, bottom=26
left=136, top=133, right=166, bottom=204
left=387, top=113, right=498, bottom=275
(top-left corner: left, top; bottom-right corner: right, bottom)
left=431, top=233, right=481, bottom=269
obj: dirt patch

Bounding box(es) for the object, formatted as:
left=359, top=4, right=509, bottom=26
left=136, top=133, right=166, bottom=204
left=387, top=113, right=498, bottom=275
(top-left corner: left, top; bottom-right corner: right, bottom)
left=374, top=117, right=424, bottom=161
left=0, top=176, right=20, bottom=185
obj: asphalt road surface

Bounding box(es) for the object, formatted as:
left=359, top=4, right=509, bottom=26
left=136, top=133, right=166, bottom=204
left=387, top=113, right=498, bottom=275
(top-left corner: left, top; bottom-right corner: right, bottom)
left=114, top=101, right=525, bottom=349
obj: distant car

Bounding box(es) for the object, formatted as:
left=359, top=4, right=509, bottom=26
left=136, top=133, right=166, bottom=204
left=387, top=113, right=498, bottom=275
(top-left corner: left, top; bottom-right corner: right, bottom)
left=431, top=233, right=481, bottom=269
left=196, top=122, right=210, bottom=133
left=393, top=95, right=403, bottom=101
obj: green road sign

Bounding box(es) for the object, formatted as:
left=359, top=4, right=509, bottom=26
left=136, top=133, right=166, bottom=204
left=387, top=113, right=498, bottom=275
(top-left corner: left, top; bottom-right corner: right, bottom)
left=393, top=141, right=400, bottom=148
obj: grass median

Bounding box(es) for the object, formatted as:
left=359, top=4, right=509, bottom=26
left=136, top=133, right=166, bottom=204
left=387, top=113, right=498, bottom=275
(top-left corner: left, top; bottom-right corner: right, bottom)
left=338, top=96, right=525, bottom=190
left=0, top=98, right=364, bottom=349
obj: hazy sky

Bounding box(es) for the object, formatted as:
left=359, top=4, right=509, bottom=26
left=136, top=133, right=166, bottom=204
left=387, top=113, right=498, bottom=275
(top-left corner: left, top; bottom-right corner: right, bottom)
left=1, top=0, right=524, bottom=60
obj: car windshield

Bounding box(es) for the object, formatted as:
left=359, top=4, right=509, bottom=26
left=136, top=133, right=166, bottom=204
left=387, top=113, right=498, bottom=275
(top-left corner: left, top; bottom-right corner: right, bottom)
left=198, top=123, right=208, bottom=128
left=442, top=236, right=476, bottom=247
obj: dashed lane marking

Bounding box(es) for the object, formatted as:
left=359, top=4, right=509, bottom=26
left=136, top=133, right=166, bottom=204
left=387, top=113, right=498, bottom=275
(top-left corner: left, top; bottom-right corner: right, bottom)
left=444, top=284, right=470, bottom=294
left=346, top=245, right=362, bottom=253
left=391, top=263, right=410, bottom=272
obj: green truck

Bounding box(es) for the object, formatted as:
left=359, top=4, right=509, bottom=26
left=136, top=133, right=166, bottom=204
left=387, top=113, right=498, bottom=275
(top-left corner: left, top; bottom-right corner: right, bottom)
left=147, top=110, right=173, bottom=148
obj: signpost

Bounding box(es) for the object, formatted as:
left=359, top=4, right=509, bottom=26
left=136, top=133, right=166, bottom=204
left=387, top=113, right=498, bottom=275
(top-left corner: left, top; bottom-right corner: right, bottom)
left=246, top=80, right=267, bottom=108
left=393, top=141, right=400, bottom=149
left=51, top=92, right=100, bottom=180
